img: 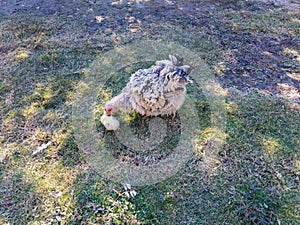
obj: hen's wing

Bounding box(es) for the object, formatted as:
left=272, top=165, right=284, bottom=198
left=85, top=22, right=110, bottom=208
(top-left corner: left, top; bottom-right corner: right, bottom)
left=123, top=56, right=191, bottom=116
left=128, top=66, right=167, bottom=116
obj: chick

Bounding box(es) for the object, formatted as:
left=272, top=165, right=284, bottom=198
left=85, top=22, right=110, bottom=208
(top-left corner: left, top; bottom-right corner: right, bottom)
left=100, top=113, right=120, bottom=131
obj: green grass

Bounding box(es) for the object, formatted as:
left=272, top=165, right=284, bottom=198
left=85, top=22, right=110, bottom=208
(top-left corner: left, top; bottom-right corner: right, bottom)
left=1, top=1, right=300, bottom=224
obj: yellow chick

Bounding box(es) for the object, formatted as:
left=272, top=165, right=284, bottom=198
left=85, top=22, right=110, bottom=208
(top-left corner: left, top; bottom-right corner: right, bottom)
left=100, top=113, right=120, bottom=131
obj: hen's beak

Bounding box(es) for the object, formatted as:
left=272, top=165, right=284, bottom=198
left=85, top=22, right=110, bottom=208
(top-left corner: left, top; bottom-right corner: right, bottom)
left=104, top=109, right=112, bottom=116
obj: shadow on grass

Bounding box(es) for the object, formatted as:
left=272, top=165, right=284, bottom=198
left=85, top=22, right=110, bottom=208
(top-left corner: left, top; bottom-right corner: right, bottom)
left=94, top=62, right=211, bottom=167
left=214, top=6, right=300, bottom=100
left=130, top=90, right=299, bottom=225
left=0, top=169, right=40, bottom=224
left=57, top=132, right=85, bottom=168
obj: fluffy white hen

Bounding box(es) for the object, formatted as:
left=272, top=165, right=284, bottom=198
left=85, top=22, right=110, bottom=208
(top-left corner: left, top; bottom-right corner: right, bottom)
left=104, top=54, right=192, bottom=117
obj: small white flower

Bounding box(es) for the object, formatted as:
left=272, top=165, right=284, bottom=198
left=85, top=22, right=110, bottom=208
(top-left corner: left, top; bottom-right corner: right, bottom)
left=122, top=183, right=131, bottom=190
left=130, top=190, right=137, bottom=198
left=124, top=191, right=130, bottom=199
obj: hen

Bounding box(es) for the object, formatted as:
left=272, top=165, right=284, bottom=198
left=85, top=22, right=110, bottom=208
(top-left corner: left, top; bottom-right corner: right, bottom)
left=104, top=55, right=192, bottom=117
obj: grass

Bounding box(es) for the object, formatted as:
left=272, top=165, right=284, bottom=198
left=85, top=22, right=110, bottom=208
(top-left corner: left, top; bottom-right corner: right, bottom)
left=1, top=1, right=299, bottom=224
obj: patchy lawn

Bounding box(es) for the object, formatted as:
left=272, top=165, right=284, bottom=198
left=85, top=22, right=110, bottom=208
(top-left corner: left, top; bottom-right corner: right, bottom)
left=0, top=0, right=299, bottom=224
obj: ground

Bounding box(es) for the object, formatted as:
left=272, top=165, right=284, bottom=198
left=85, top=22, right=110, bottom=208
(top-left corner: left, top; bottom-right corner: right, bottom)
left=0, top=0, right=299, bottom=224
